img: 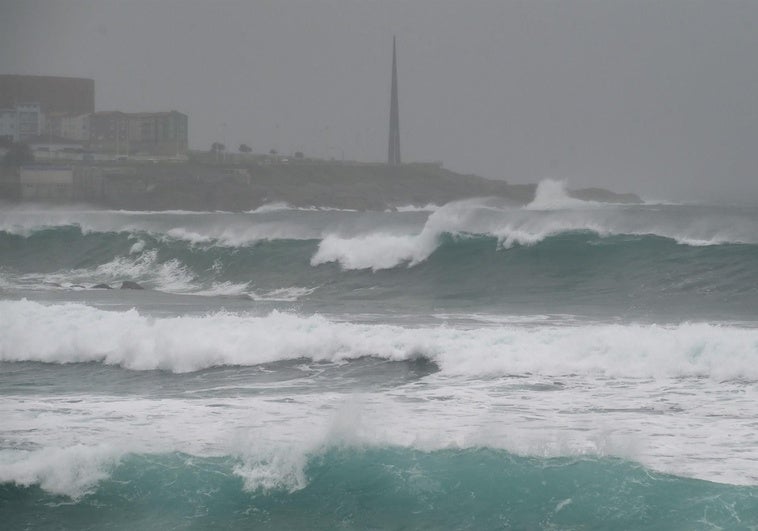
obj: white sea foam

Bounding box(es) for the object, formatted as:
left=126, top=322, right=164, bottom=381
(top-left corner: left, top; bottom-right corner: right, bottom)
left=0, top=445, right=121, bottom=498
left=191, top=281, right=253, bottom=297
left=3, top=196, right=758, bottom=257
left=310, top=189, right=758, bottom=269
left=250, top=286, right=317, bottom=301
left=248, top=202, right=309, bottom=213
left=91, top=249, right=196, bottom=292
left=2, top=300, right=758, bottom=380
left=389, top=203, right=441, bottom=212
left=525, top=179, right=601, bottom=210
left=191, top=283, right=315, bottom=300
left=248, top=202, right=358, bottom=214
left=1, top=248, right=197, bottom=293
left=311, top=199, right=487, bottom=270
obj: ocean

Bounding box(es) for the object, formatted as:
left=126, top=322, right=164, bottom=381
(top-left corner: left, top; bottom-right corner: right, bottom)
left=1, top=181, right=758, bottom=529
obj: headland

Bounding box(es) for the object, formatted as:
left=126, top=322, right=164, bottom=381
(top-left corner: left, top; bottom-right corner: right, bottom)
left=0, top=159, right=641, bottom=211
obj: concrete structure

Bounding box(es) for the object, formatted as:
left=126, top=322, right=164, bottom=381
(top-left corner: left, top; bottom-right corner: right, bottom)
left=0, top=108, right=17, bottom=142
left=0, top=103, right=43, bottom=142
left=45, top=112, right=90, bottom=142
left=89, top=110, right=188, bottom=156
left=27, top=135, right=84, bottom=161
left=0, top=75, right=94, bottom=115
left=89, top=111, right=130, bottom=154
left=19, top=165, right=74, bottom=201
left=17, top=104, right=42, bottom=140
left=387, top=36, right=401, bottom=166
left=127, top=111, right=188, bottom=156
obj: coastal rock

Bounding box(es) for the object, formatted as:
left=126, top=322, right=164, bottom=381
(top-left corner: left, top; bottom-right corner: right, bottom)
left=120, top=281, right=145, bottom=290
left=91, top=283, right=113, bottom=289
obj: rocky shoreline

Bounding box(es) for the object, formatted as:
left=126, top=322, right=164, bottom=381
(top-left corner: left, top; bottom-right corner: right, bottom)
left=1, top=161, right=641, bottom=211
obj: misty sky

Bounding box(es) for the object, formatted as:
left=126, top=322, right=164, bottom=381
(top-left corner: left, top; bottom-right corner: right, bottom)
left=2, top=0, right=758, bottom=201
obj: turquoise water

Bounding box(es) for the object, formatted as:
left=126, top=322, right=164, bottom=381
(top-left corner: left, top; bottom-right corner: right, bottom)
left=4, top=449, right=757, bottom=530
left=2, top=193, right=758, bottom=529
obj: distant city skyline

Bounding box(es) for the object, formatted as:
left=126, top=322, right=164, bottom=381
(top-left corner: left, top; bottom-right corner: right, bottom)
left=4, top=1, right=758, bottom=202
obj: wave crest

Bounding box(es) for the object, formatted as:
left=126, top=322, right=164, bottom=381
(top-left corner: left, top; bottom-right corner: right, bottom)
left=2, top=300, right=758, bottom=379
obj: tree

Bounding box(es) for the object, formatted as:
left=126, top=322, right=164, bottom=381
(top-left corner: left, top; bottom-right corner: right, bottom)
left=294, top=151, right=304, bottom=160
left=3, top=142, right=34, bottom=168
left=269, top=149, right=278, bottom=156
left=210, top=142, right=225, bottom=153
left=239, top=144, right=252, bottom=153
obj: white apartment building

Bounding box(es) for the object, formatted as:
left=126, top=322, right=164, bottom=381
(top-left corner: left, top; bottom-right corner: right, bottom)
left=0, top=103, right=43, bottom=142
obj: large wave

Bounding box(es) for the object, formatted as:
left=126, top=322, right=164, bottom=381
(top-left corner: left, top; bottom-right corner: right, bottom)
left=3, top=227, right=758, bottom=317
left=2, top=300, right=757, bottom=379
left=312, top=193, right=758, bottom=271
left=3, top=196, right=758, bottom=316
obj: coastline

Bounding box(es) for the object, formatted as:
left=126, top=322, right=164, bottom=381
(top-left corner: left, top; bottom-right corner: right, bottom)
left=0, top=160, right=641, bottom=211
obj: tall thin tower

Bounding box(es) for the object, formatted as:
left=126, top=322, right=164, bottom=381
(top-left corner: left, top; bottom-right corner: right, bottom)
left=388, top=36, right=401, bottom=166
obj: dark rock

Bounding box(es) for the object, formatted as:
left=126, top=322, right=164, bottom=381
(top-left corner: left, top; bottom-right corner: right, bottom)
left=91, top=283, right=113, bottom=289
left=120, top=281, right=144, bottom=290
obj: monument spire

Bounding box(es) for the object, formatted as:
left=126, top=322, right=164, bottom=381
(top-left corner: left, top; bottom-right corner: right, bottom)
left=388, top=36, right=401, bottom=166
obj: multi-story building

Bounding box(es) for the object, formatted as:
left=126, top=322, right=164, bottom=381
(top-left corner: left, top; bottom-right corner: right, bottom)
left=0, top=108, right=17, bottom=143
left=17, top=104, right=42, bottom=140
left=89, top=111, right=130, bottom=155
left=88, top=110, right=188, bottom=156
left=0, top=103, right=43, bottom=142
left=45, top=112, right=90, bottom=142
left=127, top=111, right=188, bottom=156
left=0, top=75, right=188, bottom=155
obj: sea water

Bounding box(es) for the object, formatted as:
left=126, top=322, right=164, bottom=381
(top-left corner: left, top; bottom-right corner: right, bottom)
left=1, top=181, right=758, bottom=529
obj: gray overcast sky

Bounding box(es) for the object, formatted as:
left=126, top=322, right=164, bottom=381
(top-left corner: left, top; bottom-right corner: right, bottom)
left=2, top=0, right=758, bottom=201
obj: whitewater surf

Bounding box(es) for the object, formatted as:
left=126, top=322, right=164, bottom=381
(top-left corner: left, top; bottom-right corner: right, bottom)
left=2, top=181, right=758, bottom=529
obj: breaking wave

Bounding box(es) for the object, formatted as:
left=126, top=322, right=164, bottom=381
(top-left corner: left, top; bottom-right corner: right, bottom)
left=2, top=300, right=758, bottom=378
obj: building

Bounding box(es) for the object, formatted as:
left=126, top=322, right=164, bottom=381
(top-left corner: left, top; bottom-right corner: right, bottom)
left=26, top=135, right=85, bottom=162
left=45, top=112, right=90, bottom=142
left=0, top=108, right=16, bottom=143
left=89, top=111, right=130, bottom=154
left=89, top=110, right=188, bottom=156
left=0, top=75, right=94, bottom=115
left=0, top=103, right=43, bottom=142
left=17, top=104, right=42, bottom=140
left=19, top=165, right=75, bottom=201
left=127, top=111, right=188, bottom=156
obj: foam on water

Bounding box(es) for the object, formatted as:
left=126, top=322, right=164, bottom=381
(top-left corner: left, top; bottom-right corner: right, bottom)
left=0, top=445, right=121, bottom=499
left=525, top=179, right=602, bottom=210
left=307, top=188, right=758, bottom=270
left=4, top=201, right=758, bottom=529
left=2, top=299, right=758, bottom=379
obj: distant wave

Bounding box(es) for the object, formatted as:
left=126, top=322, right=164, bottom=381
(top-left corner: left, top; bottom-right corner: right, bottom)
left=386, top=203, right=441, bottom=212
left=247, top=202, right=358, bottom=214
left=3, top=221, right=758, bottom=309
left=312, top=196, right=756, bottom=270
